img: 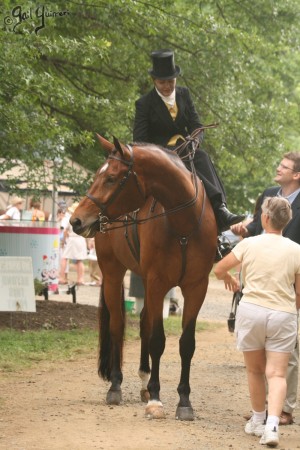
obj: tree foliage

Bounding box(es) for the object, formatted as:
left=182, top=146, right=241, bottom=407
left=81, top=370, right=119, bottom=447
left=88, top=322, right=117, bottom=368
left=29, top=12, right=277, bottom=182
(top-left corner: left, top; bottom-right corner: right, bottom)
left=1, top=0, right=299, bottom=210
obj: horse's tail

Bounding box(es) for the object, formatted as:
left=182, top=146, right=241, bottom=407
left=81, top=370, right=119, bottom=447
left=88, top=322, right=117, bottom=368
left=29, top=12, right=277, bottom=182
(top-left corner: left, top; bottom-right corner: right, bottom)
left=98, top=283, right=125, bottom=380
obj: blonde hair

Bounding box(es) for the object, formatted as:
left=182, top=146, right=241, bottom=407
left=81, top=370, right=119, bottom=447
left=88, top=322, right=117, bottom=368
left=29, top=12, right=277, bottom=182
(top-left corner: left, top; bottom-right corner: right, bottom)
left=261, top=196, right=292, bottom=230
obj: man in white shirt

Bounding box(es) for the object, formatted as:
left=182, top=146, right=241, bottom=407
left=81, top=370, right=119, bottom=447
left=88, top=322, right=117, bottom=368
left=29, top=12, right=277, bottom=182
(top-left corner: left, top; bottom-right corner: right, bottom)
left=0, top=196, right=23, bottom=220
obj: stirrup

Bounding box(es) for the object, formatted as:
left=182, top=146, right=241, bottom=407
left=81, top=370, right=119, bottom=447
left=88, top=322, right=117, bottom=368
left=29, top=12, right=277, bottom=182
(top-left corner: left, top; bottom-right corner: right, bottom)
left=215, top=237, right=232, bottom=262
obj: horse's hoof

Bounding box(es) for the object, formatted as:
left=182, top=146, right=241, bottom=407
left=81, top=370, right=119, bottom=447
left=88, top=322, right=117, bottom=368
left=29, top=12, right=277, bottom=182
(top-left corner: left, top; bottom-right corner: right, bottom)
left=145, top=400, right=165, bottom=419
left=140, top=389, right=150, bottom=403
left=106, top=389, right=122, bottom=405
left=175, top=406, right=194, bottom=421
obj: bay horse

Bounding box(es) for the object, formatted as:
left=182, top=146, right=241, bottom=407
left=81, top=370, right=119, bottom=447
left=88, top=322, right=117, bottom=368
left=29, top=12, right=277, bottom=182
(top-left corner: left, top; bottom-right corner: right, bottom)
left=70, top=134, right=217, bottom=420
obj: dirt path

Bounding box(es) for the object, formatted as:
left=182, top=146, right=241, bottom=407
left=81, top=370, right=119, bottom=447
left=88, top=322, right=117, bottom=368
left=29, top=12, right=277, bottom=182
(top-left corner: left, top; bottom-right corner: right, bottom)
left=0, top=280, right=299, bottom=449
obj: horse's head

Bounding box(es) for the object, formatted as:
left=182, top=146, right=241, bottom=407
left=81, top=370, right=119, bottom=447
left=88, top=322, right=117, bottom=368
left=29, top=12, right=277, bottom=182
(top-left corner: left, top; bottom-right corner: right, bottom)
left=70, top=135, right=146, bottom=237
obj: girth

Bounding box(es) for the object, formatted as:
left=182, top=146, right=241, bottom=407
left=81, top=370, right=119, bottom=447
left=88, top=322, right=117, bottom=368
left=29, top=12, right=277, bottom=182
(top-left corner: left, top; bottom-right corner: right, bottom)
left=124, top=210, right=140, bottom=263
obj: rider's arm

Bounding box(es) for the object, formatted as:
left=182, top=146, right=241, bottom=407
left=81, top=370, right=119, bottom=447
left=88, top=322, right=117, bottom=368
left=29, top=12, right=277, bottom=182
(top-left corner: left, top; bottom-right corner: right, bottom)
left=184, top=88, right=204, bottom=145
left=133, top=97, right=150, bottom=143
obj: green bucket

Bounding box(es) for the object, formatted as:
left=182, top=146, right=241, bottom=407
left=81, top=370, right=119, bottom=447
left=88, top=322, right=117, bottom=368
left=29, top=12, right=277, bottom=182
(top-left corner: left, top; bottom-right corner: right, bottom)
left=124, top=299, right=135, bottom=312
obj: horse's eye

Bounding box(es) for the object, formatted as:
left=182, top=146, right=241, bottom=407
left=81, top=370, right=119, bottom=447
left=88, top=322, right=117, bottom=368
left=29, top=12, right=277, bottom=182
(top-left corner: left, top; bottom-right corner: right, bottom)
left=105, top=175, right=116, bottom=185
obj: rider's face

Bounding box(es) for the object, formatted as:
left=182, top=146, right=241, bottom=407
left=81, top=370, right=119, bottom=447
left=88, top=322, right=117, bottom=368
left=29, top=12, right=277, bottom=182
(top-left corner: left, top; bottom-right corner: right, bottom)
left=153, top=78, right=176, bottom=97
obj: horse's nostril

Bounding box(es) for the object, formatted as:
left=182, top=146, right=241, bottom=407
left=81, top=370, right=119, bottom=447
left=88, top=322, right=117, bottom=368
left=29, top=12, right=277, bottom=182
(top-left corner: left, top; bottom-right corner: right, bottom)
left=71, top=217, right=82, bottom=231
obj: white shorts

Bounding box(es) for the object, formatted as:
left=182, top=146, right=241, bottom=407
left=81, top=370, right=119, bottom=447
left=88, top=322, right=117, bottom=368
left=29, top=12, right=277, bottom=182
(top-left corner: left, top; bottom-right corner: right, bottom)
left=235, top=302, right=298, bottom=352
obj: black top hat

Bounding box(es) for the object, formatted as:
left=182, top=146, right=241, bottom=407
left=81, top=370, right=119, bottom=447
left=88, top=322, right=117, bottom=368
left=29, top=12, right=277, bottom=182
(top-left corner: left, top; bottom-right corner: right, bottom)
left=148, top=49, right=181, bottom=80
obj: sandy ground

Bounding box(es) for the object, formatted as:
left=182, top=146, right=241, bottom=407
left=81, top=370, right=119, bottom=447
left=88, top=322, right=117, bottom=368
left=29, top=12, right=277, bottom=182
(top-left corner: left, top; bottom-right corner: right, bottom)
left=0, top=276, right=299, bottom=450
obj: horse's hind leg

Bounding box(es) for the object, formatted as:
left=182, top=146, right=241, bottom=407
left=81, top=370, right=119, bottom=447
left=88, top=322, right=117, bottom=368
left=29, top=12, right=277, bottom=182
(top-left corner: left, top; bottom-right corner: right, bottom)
left=176, top=281, right=209, bottom=421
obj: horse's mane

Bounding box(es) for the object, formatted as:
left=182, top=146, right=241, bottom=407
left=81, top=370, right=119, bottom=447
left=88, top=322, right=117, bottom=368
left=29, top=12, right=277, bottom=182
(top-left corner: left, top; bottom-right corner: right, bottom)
left=131, top=142, right=186, bottom=170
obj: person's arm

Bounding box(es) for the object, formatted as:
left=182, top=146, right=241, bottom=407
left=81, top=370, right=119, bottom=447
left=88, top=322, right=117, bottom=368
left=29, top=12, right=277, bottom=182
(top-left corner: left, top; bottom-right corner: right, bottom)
left=133, top=97, right=150, bottom=143
left=38, top=210, right=45, bottom=220
left=231, top=193, right=265, bottom=237
left=230, top=215, right=254, bottom=237
left=246, top=193, right=265, bottom=236
left=296, top=274, right=300, bottom=310
left=183, top=88, right=204, bottom=146
left=214, top=252, right=241, bottom=292
left=87, top=238, right=95, bottom=251
left=0, top=206, right=15, bottom=220
left=230, top=221, right=250, bottom=237
left=185, top=89, right=202, bottom=131
left=62, top=223, right=70, bottom=245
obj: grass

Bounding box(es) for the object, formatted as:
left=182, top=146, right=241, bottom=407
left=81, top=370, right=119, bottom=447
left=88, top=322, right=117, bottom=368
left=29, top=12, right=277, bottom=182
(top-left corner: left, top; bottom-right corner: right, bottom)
left=0, top=315, right=219, bottom=373
left=0, top=328, right=98, bottom=372
left=126, top=313, right=215, bottom=339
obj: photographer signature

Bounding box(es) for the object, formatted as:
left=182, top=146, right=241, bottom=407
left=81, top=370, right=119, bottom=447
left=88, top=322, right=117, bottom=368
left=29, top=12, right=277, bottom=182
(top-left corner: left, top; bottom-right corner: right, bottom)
left=4, top=5, right=70, bottom=34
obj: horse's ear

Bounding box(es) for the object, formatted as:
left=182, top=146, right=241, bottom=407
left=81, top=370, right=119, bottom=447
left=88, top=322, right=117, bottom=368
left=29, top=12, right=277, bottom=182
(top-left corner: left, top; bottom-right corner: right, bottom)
left=113, top=136, right=124, bottom=157
left=96, top=134, right=114, bottom=153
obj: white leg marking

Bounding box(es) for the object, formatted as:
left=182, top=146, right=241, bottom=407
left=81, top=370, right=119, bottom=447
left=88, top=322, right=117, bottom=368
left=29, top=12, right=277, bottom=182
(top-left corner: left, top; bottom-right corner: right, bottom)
left=138, top=370, right=150, bottom=390
left=147, top=399, right=163, bottom=407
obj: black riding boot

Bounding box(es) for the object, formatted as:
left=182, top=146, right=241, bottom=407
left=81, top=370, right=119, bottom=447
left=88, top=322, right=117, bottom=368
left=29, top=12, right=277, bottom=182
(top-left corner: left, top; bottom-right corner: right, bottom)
left=214, top=202, right=245, bottom=233
left=213, top=200, right=245, bottom=261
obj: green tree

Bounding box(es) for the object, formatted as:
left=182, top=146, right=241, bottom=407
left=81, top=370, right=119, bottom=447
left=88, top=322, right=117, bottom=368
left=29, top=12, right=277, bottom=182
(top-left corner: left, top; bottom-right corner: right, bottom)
left=1, top=0, right=299, bottom=210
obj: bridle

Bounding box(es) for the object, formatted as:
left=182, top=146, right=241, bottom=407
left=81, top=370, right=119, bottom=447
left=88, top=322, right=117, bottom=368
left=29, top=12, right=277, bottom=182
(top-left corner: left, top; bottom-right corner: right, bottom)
left=86, top=147, right=201, bottom=234
left=86, top=145, right=146, bottom=232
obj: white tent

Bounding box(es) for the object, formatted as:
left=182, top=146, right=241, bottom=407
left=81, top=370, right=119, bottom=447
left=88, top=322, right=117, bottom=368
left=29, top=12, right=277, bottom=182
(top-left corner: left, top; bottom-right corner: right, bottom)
left=0, top=158, right=91, bottom=219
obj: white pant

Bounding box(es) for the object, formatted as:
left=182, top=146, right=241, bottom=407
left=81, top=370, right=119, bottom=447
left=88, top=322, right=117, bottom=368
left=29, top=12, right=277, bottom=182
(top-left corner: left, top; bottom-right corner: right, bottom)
left=284, top=333, right=299, bottom=413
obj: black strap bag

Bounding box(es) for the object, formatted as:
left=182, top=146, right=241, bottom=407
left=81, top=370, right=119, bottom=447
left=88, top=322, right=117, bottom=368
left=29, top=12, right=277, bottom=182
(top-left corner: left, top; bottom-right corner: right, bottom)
left=227, top=289, right=243, bottom=332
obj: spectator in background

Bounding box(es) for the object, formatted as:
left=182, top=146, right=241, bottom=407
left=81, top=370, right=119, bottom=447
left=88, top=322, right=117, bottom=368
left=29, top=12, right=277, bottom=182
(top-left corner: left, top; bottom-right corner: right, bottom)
left=87, top=238, right=102, bottom=286
left=59, top=202, right=87, bottom=286
left=0, top=196, right=23, bottom=220
left=58, top=201, right=71, bottom=284
left=29, top=197, right=45, bottom=221
left=57, top=207, right=68, bottom=281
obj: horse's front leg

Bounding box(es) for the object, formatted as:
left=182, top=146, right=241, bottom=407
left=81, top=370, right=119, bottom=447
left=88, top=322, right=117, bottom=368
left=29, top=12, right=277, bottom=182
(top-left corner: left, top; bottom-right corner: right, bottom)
left=106, top=329, right=124, bottom=405
left=144, top=294, right=166, bottom=419
left=139, top=304, right=151, bottom=403
left=98, top=281, right=125, bottom=406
